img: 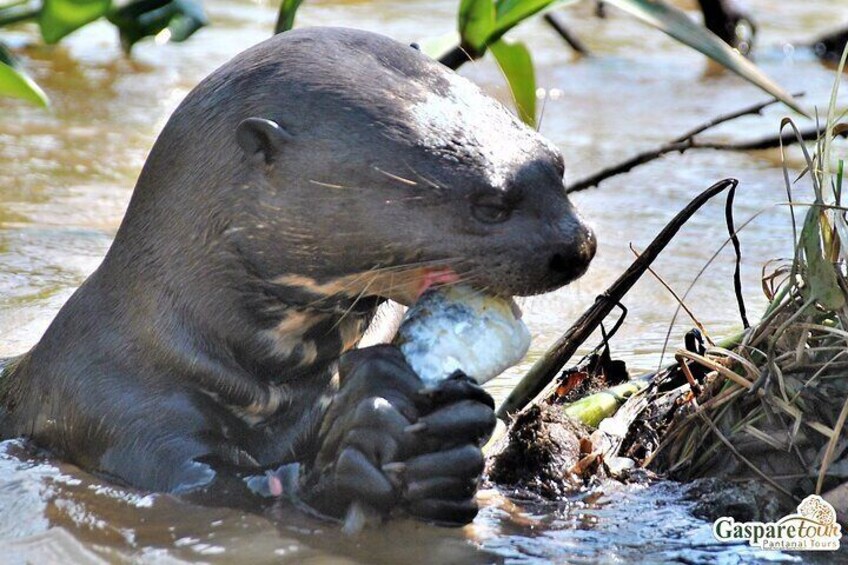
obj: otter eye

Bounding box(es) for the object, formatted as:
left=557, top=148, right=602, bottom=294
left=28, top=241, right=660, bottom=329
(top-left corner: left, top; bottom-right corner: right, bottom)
left=471, top=196, right=512, bottom=224
left=473, top=204, right=510, bottom=223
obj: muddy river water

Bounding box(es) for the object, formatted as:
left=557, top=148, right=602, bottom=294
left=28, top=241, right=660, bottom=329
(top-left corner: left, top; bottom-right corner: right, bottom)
left=1, top=0, right=847, bottom=562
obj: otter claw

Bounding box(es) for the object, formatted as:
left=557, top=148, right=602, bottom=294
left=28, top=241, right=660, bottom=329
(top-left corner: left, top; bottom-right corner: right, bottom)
left=405, top=422, right=428, bottom=434
left=382, top=462, right=406, bottom=474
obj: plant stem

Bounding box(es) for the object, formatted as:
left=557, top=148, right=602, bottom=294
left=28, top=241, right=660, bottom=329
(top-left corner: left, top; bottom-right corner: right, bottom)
left=0, top=3, right=38, bottom=26
left=560, top=378, right=650, bottom=427
left=438, top=44, right=477, bottom=70
left=543, top=13, right=589, bottom=56
left=497, top=179, right=738, bottom=420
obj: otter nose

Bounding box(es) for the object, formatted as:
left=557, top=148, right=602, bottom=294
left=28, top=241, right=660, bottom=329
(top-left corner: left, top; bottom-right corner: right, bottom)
left=548, top=225, right=596, bottom=284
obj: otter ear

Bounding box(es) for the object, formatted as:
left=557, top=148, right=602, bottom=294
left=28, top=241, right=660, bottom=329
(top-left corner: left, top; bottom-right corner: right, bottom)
left=236, top=118, right=293, bottom=165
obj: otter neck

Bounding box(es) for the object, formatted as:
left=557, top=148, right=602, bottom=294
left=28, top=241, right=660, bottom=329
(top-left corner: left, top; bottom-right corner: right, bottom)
left=239, top=291, right=383, bottom=385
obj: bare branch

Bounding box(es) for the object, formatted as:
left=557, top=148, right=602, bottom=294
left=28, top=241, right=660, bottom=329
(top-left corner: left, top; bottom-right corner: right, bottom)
left=565, top=94, right=844, bottom=194
left=543, top=13, right=589, bottom=56
left=497, top=179, right=738, bottom=420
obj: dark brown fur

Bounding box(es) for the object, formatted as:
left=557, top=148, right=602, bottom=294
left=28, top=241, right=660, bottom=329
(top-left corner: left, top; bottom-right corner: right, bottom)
left=0, top=28, right=595, bottom=520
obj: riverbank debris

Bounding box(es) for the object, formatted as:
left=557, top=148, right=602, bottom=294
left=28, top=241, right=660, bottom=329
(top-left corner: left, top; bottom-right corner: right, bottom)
left=491, top=77, right=848, bottom=522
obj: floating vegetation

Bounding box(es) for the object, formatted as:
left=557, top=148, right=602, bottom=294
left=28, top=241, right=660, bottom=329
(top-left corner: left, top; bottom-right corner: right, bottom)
left=491, top=50, right=848, bottom=522
left=642, top=49, right=848, bottom=518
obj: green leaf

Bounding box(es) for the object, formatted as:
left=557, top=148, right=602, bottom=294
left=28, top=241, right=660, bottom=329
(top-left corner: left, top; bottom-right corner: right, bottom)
left=107, top=0, right=207, bottom=52
left=488, top=0, right=578, bottom=45
left=490, top=38, right=536, bottom=127
left=458, top=0, right=495, bottom=52
left=603, top=0, right=805, bottom=116
left=275, top=0, right=304, bottom=34
left=455, top=0, right=578, bottom=59
left=39, top=0, right=112, bottom=44
left=0, top=45, right=48, bottom=107
left=801, top=205, right=845, bottom=310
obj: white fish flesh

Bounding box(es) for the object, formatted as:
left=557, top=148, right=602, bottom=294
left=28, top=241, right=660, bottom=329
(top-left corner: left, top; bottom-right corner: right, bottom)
left=394, top=285, right=531, bottom=385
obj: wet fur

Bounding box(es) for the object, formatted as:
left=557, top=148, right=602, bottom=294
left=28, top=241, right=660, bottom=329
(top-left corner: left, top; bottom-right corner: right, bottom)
left=0, top=28, right=594, bottom=497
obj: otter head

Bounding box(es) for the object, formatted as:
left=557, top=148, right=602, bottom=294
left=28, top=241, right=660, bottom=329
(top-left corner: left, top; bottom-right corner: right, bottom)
left=128, top=27, right=595, bottom=313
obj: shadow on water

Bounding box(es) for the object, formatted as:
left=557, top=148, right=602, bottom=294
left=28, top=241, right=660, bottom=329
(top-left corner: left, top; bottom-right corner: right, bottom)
left=1, top=0, right=847, bottom=562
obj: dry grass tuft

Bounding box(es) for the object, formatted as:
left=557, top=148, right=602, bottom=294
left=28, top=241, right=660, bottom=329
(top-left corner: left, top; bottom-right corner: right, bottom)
left=649, top=47, right=848, bottom=511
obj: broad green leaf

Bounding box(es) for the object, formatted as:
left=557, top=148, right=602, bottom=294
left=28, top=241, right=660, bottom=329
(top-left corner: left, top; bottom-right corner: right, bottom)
left=107, top=0, right=207, bottom=52
left=489, top=0, right=578, bottom=45
left=275, top=0, right=304, bottom=34
left=0, top=45, right=48, bottom=107
left=490, top=38, right=536, bottom=127
left=0, top=62, right=48, bottom=107
left=459, top=0, right=494, bottom=52
left=39, top=0, right=111, bottom=44
left=801, top=206, right=845, bottom=310
left=604, top=0, right=805, bottom=116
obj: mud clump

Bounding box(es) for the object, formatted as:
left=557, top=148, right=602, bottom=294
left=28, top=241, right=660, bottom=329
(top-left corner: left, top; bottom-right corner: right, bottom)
left=486, top=404, right=596, bottom=498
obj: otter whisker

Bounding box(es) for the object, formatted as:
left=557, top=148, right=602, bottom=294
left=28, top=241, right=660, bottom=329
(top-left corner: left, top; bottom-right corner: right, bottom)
left=381, top=196, right=430, bottom=204
left=278, top=259, right=468, bottom=299
left=328, top=262, right=460, bottom=297
left=333, top=278, right=378, bottom=330
left=338, top=259, right=471, bottom=301
left=354, top=257, right=465, bottom=276
left=379, top=258, right=464, bottom=272
left=402, top=161, right=446, bottom=192
left=308, top=180, right=351, bottom=189
left=373, top=167, right=419, bottom=187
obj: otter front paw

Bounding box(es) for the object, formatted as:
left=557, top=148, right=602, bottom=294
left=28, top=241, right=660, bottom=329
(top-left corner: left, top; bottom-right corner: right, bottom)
left=300, top=345, right=495, bottom=527
left=400, top=370, right=495, bottom=525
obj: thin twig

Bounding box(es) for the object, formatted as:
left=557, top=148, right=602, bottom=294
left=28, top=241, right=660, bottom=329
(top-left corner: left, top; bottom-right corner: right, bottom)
left=497, top=179, right=738, bottom=420
left=698, top=412, right=798, bottom=501
left=544, top=13, right=589, bottom=56
left=816, top=397, right=848, bottom=494
left=564, top=94, right=846, bottom=194
left=568, top=127, right=848, bottom=194
left=674, top=95, right=790, bottom=143
left=725, top=182, right=749, bottom=328
left=629, top=244, right=714, bottom=346
left=678, top=349, right=836, bottom=440
left=658, top=207, right=770, bottom=371
left=676, top=354, right=702, bottom=394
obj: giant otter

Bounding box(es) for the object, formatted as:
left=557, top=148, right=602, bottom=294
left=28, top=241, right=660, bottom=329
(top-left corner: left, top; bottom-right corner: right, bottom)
left=0, top=27, right=595, bottom=526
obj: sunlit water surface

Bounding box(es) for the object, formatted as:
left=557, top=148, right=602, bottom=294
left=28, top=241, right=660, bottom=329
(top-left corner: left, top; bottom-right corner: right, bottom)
left=1, top=0, right=847, bottom=562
